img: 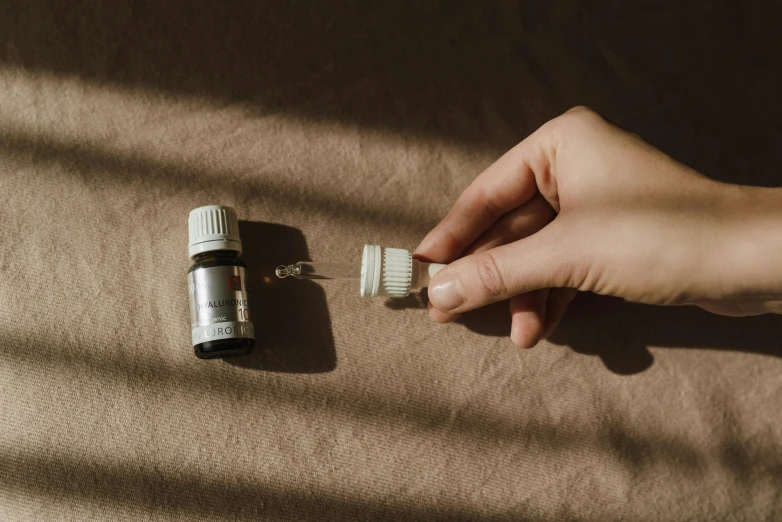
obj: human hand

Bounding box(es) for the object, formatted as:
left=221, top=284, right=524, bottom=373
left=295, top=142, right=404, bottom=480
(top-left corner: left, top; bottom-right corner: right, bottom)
left=415, top=107, right=782, bottom=347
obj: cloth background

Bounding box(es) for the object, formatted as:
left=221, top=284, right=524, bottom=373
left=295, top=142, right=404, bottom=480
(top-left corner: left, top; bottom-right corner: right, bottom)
left=1, top=2, right=781, bottom=520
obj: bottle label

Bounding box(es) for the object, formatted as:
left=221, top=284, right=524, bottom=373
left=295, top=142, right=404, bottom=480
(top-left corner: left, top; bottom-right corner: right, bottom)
left=188, top=265, right=254, bottom=346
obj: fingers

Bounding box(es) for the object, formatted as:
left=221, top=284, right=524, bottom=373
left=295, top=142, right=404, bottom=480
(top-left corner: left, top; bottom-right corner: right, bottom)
left=425, top=193, right=556, bottom=325
left=510, top=290, right=548, bottom=348
left=414, top=127, right=557, bottom=264
left=462, top=193, right=555, bottom=256
left=427, top=222, right=573, bottom=314
left=510, top=288, right=577, bottom=348
left=468, top=195, right=556, bottom=342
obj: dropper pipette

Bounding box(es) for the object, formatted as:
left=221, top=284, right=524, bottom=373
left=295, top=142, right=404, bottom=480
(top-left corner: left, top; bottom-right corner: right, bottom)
left=276, top=244, right=445, bottom=298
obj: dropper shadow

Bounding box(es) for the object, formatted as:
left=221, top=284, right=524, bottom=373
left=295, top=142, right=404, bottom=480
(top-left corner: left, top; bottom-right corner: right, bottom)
left=225, top=221, right=336, bottom=373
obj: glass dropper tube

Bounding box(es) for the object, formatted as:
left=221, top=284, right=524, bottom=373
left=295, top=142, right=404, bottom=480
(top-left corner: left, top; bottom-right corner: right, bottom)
left=275, top=261, right=359, bottom=280
left=275, top=245, right=447, bottom=296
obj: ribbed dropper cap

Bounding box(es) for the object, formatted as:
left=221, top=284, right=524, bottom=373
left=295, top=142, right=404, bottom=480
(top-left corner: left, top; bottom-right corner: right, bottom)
left=360, top=245, right=445, bottom=298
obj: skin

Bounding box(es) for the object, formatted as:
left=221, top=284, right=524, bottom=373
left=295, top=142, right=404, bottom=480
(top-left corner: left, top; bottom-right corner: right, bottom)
left=415, top=107, right=782, bottom=348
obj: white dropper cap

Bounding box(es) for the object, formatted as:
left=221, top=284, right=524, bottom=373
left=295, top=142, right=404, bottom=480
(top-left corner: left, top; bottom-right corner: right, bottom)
left=360, top=245, right=446, bottom=298
left=188, top=205, right=242, bottom=258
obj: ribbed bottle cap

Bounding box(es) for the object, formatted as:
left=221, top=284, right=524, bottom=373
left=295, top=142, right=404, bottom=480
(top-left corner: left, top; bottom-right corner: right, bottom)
left=188, top=205, right=242, bottom=258
left=360, top=245, right=413, bottom=298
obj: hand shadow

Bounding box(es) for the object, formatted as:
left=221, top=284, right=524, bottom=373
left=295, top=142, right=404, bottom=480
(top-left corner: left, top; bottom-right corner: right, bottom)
left=548, top=293, right=782, bottom=375
left=387, top=291, right=781, bottom=376
left=384, top=291, right=511, bottom=337
left=224, top=221, right=336, bottom=373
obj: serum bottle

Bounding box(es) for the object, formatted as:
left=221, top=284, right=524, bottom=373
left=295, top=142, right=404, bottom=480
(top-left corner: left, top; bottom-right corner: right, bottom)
left=187, top=205, right=254, bottom=359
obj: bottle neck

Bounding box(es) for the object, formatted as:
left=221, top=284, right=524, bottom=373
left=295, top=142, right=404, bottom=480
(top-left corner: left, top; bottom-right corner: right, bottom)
left=191, top=249, right=240, bottom=262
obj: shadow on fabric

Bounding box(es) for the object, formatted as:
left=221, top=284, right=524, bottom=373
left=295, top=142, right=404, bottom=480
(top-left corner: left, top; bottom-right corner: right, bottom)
left=4, top=2, right=782, bottom=371
left=4, top=3, right=782, bottom=520
left=385, top=292, right=513, bottom=338
left=388, top=291, right=782, bottom=376
left=2, top=1, right=782, bottom=189
left=547, top=293, right=782, bottom=375
left=225, top=221, right=336, bottom=373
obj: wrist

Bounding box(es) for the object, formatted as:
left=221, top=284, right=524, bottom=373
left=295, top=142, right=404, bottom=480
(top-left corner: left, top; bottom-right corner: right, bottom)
left=721, top=184, right=782, bottom=300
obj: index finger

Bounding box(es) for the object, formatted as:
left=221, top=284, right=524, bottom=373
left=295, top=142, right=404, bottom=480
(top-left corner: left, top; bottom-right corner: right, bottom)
left=414, top=129, right=553, bottom=264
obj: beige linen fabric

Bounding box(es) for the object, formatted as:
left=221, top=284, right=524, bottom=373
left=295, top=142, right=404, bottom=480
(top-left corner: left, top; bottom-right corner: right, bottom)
left=1, top=2, right=781, bottom=520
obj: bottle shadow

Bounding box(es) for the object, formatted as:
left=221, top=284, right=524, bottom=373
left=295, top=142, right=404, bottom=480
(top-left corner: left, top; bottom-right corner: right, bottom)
left=224, top=221, right=336, bottom=373
left=387, top=291, right=782, bottom=376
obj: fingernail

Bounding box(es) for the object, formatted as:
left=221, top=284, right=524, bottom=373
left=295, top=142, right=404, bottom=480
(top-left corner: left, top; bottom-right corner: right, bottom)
left=429, top=276, right=465, bottom=312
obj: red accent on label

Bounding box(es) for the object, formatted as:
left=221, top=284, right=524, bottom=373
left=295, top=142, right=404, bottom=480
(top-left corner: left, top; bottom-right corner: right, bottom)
left=226, top=275, right=242, bottom=291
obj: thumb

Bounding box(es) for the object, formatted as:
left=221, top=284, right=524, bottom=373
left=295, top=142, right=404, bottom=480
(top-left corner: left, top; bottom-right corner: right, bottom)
left=427, top=228, right=573, bottom=314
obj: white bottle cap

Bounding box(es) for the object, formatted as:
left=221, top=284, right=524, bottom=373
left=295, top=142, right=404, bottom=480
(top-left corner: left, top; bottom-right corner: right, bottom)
left=188, top=205, right=242, bottom=258
left=361, top=245, right=411, bottom=297
left=360, top=245, right=446, bottom=298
